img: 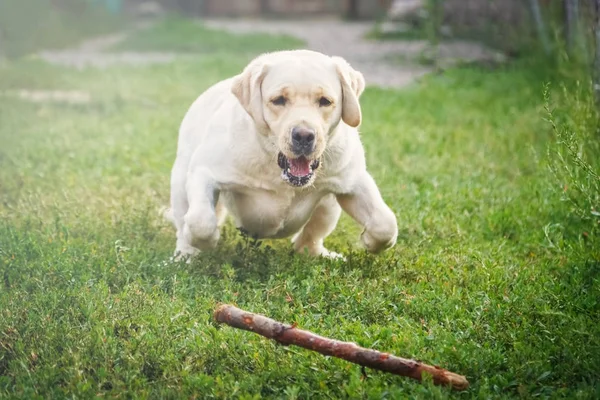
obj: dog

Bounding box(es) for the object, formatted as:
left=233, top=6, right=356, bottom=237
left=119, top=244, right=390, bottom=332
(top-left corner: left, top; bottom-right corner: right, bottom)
left=165, top=50, right=397, bottom=260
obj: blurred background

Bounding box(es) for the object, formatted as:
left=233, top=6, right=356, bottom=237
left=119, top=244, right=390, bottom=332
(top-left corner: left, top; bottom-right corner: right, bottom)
left=1, top=1, right=599, bottom=76
left=1, top=0, right=599, bottom=59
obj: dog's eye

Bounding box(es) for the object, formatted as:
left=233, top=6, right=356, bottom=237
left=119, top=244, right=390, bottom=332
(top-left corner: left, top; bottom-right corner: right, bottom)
left=271, top=96, right=287, bottom=106
left=319, top=97, right=332, bottom=107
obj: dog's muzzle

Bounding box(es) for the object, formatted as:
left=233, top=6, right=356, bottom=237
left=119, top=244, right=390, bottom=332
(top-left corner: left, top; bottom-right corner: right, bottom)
left=277, top=152, right=320, bottom=187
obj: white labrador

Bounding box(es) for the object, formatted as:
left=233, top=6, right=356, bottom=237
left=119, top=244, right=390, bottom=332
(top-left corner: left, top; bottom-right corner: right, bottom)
left=166, top=50, right=397, bottom=259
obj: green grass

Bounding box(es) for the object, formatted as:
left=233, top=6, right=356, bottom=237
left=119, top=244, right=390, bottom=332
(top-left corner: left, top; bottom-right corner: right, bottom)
left=1, top=16, right=599, bottom=399
left=113, top=17, right=305, bottom=54
left=0, top=0, right=123, bottom=59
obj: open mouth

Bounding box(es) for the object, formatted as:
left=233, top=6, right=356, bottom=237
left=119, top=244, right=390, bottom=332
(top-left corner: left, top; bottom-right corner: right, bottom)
left=277, top=152, right=320, bottom=187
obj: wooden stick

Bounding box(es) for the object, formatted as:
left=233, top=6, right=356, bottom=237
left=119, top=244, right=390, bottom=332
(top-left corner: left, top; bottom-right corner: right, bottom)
left=214, top=304, right=469, bottom=390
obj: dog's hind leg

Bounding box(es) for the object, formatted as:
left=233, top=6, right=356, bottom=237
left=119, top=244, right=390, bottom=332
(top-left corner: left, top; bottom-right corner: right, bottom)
left=170, top=158, right=199, bottom=260
left=215, top=200, right=228, bottom=227
left=292, top=194, right=344, bottom=259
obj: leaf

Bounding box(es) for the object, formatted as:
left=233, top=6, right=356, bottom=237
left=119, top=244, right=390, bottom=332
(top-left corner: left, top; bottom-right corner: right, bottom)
left=537, top=371, right=551, bottom=382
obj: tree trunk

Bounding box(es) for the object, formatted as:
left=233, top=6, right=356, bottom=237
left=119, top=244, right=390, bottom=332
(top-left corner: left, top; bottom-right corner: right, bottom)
left=529, top=0, right=552, bottom=55
left=214, top=304, right=470, bottom=391
left=564, top=0, right=578, bottom=53
left=347, top=0, right=359, bottom=20
left=595, top=0, right=600, bottom=104
left=259, top=0, right=270, bottom=15
left=426, top=0, right=442, bottom=46
left=425, top=0, right=444, bottom=68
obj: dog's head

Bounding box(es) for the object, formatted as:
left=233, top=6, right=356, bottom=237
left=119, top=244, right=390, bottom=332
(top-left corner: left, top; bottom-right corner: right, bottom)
left=232, top=50, right=365, bottom=187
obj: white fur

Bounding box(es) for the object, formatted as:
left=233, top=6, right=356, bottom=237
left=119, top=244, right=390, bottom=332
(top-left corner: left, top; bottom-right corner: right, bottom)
left=167, top=50, right=397, bottom=260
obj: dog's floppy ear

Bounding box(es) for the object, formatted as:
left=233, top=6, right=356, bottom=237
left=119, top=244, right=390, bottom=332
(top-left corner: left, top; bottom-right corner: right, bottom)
left=332, top=56, right=365, bottom=128
left=231, top=58, right=270, bottom=131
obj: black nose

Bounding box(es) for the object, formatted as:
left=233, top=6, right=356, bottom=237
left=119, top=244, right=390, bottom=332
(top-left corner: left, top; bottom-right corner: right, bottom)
left=291, top=127, right=315, bottom=156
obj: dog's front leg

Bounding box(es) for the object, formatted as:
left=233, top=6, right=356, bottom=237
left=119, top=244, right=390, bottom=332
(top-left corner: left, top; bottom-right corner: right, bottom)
left=337, top=172, right=398, bottom=253
left=183, top=167, right=220, bottom=251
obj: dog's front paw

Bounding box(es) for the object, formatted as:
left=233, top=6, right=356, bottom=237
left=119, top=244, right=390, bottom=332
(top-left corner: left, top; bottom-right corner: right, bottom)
left=183, top=211, right=220, bottom=250
left=320, top=249, right=346, bottom=261
left=294, top=240, right=346, bottom=261
left=183, top=222, right=219, bottom=250
left=361, top=224, right=397, bottom=254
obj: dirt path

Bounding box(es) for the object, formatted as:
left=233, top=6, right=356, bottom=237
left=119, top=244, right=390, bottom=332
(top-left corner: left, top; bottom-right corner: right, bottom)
left=34, top=18, right=502, bottom=89
left=204, top=19, right=504, bottom=88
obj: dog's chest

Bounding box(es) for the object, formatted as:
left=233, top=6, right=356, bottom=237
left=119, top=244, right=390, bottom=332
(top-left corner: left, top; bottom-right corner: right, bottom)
left=221, top=188, right=323, bottom=239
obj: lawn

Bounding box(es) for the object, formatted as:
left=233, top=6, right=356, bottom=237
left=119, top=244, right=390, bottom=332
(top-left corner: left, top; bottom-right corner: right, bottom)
left=0, top=0, right=123, bottom=59
left=1, top=13, right=599, bottom=400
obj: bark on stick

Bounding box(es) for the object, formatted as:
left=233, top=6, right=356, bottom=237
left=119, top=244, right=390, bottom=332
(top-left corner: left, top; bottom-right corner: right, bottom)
left=214, top=304, right=469, bottom=391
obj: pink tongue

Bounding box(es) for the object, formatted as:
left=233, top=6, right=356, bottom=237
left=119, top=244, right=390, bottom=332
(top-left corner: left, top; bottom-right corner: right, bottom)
left=289, top=157, right=311, bottom=177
